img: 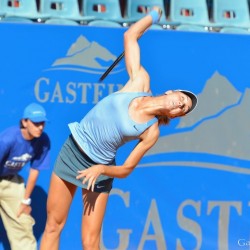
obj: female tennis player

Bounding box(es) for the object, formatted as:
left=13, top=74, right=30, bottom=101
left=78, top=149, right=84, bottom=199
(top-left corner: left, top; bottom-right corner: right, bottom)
left=40, top=6, right=197, bottom=250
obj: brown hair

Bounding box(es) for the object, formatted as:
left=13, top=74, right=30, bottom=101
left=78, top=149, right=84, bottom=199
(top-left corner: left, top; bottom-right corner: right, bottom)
left=156, top=115, right=170, bottom=126
left=19, top=119, right=27, bottom=128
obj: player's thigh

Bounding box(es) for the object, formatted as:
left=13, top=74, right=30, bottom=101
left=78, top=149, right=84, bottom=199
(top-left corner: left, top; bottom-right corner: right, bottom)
left=47, top=173, right=77, bottom=222
left=81, top=189, right=109, bottom=234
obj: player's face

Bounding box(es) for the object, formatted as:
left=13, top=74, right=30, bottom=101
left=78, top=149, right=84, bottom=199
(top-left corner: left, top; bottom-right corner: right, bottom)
left=23, top=119, right=45, bottom=139
left=164, top=91, right=192, bottom=118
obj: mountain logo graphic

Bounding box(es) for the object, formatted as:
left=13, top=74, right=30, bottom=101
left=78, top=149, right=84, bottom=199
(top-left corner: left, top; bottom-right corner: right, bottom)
left=45, top=35, right=125, bottom=75
left=139, top=71, right=250, bottom=175
left=13, top=153, right=32, bottom=162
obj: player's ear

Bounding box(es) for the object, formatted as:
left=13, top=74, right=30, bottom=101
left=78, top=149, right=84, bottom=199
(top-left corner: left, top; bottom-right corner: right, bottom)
left=21, top=119, right=27, bottom=128
left=165, top=90, right=173, bottom=95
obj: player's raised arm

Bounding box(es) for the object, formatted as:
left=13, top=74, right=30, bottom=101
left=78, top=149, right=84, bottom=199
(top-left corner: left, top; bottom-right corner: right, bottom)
left=124, top=7, right=162, bottom=81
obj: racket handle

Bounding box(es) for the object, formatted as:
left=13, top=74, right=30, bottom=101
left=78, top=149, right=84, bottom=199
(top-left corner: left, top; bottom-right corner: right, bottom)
left=99, top=51, right=125, bottom=82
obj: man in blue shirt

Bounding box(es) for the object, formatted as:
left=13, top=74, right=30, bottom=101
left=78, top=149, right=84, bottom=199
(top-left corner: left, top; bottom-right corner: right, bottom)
left=0, top=103, right=50, bottom=250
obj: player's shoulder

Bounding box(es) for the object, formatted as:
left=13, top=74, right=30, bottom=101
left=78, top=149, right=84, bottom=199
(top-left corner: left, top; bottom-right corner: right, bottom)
left=141, top=123, right=159, bottom=142
left=148, top=123, right=160, bottom=137
left=0, top=126, right=20, bottom=148
left=134, top=66, right=150, bottom=91
left=121, top=68, right=150, bottom=92
left=0, top=126, right=20, bottom=138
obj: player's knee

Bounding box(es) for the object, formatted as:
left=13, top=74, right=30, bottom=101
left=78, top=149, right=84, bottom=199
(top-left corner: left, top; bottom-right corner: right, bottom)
left=82, top=234, right=99, bottom=250
left=44, top=216, right=65, bottom=235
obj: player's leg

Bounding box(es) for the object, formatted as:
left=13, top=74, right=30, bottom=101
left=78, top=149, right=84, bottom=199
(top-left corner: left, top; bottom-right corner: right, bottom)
left=40, top=173, right=77, bottom=250
left=81, top=189, right=109, bottom=250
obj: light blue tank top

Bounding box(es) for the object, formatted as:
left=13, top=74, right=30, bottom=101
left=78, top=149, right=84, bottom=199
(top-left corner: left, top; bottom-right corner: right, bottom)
left=68, top=92, right=158, bottom=164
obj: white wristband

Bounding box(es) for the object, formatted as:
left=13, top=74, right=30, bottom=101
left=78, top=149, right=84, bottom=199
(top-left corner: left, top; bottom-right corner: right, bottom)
left=21, top=198, right=31, bottom=205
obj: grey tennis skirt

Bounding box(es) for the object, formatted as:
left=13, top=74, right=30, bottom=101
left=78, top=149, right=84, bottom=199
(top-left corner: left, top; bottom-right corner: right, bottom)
left=54, top=134, right=114, bottom=193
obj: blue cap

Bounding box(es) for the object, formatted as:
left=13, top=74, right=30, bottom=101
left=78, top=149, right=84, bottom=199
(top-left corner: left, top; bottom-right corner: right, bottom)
left=23, top=103, right=48, bottom=122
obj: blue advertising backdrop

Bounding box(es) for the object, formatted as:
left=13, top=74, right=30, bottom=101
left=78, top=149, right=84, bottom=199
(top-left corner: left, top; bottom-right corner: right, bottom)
left=0, top=23, right=250, bottom=250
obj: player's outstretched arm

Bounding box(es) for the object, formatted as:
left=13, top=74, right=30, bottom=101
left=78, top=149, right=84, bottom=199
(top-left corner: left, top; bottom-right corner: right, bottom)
left=124, top=6, right=162, bottom=81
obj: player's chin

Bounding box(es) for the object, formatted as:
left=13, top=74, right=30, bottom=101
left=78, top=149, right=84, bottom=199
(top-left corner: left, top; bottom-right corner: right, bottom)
left=33, top=132, right=42, bottom=138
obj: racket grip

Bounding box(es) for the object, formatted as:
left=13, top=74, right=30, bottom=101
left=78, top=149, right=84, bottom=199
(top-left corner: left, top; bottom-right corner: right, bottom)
left=99, top=52, right=125, bottom=82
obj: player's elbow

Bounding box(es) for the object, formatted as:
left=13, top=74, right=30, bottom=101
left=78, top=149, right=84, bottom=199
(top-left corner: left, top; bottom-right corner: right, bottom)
left=118, top=165, right=136, bottom=179
left=124, top=28, right=138, bottom=43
